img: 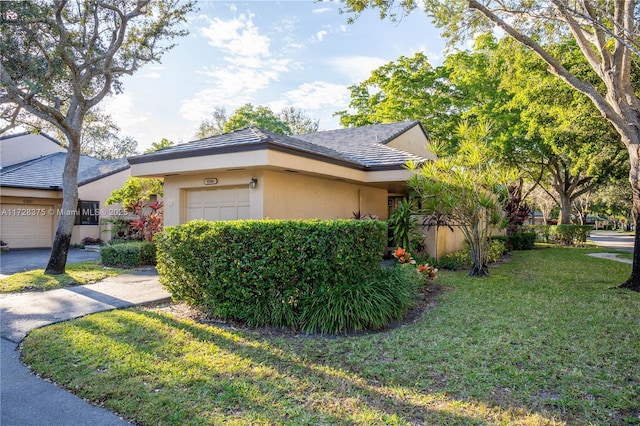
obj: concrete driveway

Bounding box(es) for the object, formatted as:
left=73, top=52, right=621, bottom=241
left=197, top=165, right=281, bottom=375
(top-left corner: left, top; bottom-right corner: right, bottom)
left=0, top=248, right=100, bottom=277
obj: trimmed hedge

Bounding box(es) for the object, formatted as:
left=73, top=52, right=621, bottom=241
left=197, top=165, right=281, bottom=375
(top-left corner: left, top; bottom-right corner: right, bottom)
left=493, top=231, right=536, bottom=250
left=101, top=242, right=157, bottom=267
left=551, top=225, right=593, bottom=245
left=525, top=225, right=593, bottom=246
left=155, top=219, right=407, bottom=333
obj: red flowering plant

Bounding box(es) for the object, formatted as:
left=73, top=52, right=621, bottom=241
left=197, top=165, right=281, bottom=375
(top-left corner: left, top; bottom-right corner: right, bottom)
left=393, top=247, right=438, bottom=283
left=129, top=200, right=164, bottom=242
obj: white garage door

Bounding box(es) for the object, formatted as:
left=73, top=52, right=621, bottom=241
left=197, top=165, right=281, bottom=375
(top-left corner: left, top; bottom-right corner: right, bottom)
left=186, top=187, right=250, bottom=222
left=0, top=204, right=54, bottom=248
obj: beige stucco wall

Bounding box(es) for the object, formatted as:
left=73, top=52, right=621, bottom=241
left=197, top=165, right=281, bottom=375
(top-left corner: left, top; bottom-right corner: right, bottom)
left=163, top=171, right=264, bottom=226
left=160, top=169, right=390, bottom=226
left=262, top=170, right=388, bottom=220
left=386, top=125, right=436, bottom=160
left=1, top=134, right=65, bottom=168
left=421, top=224, right=467, bottom=260
left=73, top=168, right=130, bottom=244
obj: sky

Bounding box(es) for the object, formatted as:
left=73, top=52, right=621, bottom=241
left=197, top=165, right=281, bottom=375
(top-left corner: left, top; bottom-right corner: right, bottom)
left=101, top=1, right=447, bottom=152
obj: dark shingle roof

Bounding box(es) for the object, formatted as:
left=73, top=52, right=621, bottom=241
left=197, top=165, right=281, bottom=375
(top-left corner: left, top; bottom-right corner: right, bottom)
left=128, top=121, right=428, bottom=170
left=0, top=153, right=129, bottom=190
left=295, top=121, right=428, bottom=168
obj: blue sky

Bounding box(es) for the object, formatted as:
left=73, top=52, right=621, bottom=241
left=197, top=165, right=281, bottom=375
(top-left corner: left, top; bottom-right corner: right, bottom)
left=103, top=1, right=446, bottom=151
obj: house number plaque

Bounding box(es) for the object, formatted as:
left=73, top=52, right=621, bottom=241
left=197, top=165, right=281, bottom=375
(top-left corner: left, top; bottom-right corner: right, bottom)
left=204, top=178, right=218, bottom=185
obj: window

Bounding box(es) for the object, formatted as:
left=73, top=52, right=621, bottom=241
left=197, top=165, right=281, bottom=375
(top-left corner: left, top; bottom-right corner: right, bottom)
left=75, top=200, right=99, bottom=225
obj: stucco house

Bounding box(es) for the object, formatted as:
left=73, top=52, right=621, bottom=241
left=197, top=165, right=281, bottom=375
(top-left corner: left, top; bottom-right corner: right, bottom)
left=129, top=120, right=465, bottom=256
left=0, top=132, right=130, bottom=248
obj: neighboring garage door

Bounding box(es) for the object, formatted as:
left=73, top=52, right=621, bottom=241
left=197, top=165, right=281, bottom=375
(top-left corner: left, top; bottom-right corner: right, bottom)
left=186, top=187, right=250, bottom=222
left=0, top=204, right=54, bottom=248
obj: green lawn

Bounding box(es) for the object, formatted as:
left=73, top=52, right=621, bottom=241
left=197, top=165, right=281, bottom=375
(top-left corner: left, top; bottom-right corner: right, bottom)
left=0, top=261, right=128, bottom=293
left=21, top=246, right=640, bottom=425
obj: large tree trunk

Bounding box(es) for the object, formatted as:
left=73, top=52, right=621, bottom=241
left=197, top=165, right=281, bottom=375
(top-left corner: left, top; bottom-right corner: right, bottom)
left=557, top=193, right=572, bottom=225
left=45, top=134, right=81, bottom=274
left=620, top=145, right=640, bottom=291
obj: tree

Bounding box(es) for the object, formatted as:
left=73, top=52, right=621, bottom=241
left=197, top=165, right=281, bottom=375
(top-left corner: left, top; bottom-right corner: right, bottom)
left=194, top=107, right=228, bottom=139
left=25, top=109, right=139, bottom=159
left=408, top=122, right=514, bottom=277
left=195, top=104, right=320, bottom=138
left=224, top=104, right=291, bottom=135
left=0, top=0, right=195, bottom=274
left=494, top=37, right=627, bottom=224
left=106, top=176, right=164, bottom=210
left=335, top=52, right=461, bottom=150
left=144, top=137, right=174, bottom=153
left=81, top=112, right=139, bottom=159
left=341, top=0, right=640, bottom=290
left=279, top=106, right=320, bottom=134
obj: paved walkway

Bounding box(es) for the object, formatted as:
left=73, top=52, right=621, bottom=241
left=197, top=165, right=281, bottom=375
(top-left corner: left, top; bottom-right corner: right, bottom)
left=0, top=269, right=170, bottom=426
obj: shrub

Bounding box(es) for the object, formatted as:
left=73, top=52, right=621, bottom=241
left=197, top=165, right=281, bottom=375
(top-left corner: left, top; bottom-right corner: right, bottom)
left=488, top=239, right=508, bottom=261
left=436, top=246, right=471, bottom=270
left=155, top=220, right=406, bottom=332
left=526, top=225, right=550, bottom=243
left=548, top=225, right=593, bottom=246
left=80, top=237, right=103, bottom=246
left=101, top=242, right=156, bottom=267
left=494, top=232, right=536, bottom=250
left=433, top=239, right=506, bottom=270
left=299, top=266, right=419, bottom=334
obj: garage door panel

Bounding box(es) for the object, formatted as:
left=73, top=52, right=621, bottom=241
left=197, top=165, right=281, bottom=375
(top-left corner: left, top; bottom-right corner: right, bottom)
left=0, top=204, right=53, bottom=248
left=186, top=187, right=250, bottom=222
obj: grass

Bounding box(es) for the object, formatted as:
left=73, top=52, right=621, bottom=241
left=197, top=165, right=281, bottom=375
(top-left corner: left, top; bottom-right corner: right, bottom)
left=21, top=246, right=640, bottom=425
left=0, top=261, right=128, bottom=293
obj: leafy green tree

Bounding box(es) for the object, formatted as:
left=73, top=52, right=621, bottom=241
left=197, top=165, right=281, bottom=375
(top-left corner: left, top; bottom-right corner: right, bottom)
left=0, top=0, right=195, bottom=274
left=224, top=104, right=292, bottom=135
left=335, top=52, right=460, bottom=149
left=196, top=104, right=320, bottom=138
left=106, top=177, right=164, bottom=210
left=339, top=0, right=640, bottom=290
left=492, top=37, right=627, bottom=224
left=144, top=138, right=174, bottom=153
left=408, top=122, right=514, bottom=277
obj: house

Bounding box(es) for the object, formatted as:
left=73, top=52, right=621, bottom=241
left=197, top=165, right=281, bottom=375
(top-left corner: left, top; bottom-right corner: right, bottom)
left=129, top=120, right=465, bottom=257
left=0, top=132, right=130, bottom=248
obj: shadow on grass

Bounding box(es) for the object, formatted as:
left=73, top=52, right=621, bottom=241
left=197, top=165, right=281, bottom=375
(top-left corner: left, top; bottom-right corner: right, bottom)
left=64, top=308, right=562, bottom=425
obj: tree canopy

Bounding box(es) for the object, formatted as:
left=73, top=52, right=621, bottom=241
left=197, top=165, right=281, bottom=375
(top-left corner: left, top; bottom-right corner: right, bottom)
left=195, top=104, right=320, bottom=139
left=339, top=0, right=640, bottom=289
left=0, top=0, right=195, bottom=274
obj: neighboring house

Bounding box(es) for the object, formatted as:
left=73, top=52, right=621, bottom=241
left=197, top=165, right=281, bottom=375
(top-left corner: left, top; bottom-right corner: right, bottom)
left=0, top=132, right=130, bottom=249
left=129, top=120, right=465, bottom=257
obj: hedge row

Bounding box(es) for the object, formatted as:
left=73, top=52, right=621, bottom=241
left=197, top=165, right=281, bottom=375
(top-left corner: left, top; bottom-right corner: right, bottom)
left=100, top=242, right=156, bottom=267
left=493, top=231, right=537, bottom=251
left=526, top=225, right=593, bottom=245
left=154, top=220, right=416, bottom=333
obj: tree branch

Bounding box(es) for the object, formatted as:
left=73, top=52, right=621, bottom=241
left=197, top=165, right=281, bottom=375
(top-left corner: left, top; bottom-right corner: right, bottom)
left=467, top=0, right=629, bottom=139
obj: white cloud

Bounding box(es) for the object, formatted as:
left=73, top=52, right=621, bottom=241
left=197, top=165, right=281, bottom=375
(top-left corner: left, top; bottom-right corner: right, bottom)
left=271, top=81, right=349, bottom=111
left=101, top=93, right=151, bottom=129
left=328, top=56, right=387, bottom=82
left=141, top=72, right=162, bottom=79
left=200, top=13, right=270, bottom=58
left=315, top=30, right=328, bottom=42
left=312, top=7, right=332, bottom=14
